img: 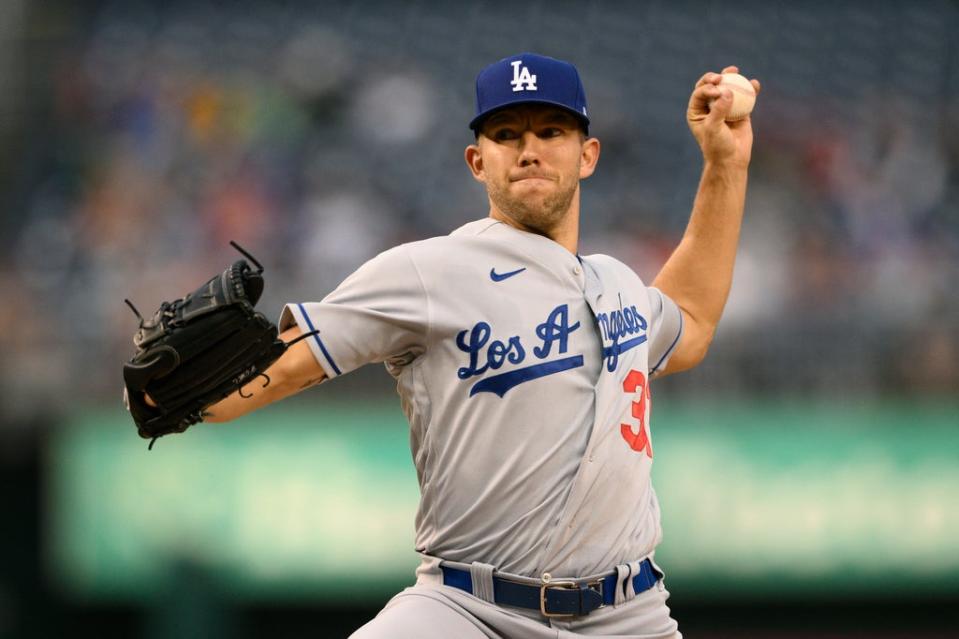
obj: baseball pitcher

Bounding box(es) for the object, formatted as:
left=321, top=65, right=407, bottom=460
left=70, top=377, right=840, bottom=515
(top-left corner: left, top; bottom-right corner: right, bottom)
left=124, top=52, right=759, bottom=638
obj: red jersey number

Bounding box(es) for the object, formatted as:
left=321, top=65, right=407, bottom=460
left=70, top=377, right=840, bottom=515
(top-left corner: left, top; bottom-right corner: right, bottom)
left=621, top=369, right=653, bottom=458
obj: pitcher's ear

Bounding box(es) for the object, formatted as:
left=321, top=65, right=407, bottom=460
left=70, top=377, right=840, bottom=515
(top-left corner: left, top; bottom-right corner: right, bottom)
left=465, top=144, right=485, bottom=182
left=579, top=137, right=601, bottom=179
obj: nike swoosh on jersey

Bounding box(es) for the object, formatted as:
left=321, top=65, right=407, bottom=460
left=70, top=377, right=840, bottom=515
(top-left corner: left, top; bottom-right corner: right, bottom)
left=489, top=267, right=526, bottom=282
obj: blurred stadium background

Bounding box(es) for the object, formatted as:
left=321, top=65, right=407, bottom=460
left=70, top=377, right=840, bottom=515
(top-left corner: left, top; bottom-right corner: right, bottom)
left=0, top=0, right=957, bottom=637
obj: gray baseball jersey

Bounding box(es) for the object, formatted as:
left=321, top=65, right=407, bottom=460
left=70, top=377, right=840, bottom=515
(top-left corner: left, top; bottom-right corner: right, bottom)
left=280, top=218, right=683, bottom=580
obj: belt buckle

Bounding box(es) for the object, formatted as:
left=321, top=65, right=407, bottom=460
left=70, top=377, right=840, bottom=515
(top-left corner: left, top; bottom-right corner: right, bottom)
left=539, top=580, right=578, bottom=618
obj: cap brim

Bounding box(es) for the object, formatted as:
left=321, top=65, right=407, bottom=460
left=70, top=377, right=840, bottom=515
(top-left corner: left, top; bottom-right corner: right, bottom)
left=469, top=99, right=590, bottom=133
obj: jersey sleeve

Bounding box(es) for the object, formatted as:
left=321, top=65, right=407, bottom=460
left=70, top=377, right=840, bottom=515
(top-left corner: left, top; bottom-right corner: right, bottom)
left=646, top=286, right=683, bottom=377
left=278, top=244, right=428, bottom=379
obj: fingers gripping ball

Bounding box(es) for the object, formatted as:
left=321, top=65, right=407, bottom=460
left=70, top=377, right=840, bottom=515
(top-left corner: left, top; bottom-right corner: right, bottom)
left=718, top=72, right=756, bottom=121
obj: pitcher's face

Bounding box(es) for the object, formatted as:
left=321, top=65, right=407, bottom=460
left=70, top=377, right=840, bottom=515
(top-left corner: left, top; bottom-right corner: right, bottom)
left=466, top=105, right=598, bottom=233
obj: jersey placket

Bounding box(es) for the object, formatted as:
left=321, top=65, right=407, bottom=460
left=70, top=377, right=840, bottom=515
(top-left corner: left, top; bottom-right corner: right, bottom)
left=527, top=254, right=616, bottom=576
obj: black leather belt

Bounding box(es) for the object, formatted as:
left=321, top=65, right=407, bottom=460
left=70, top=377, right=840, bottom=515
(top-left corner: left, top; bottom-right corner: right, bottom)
left=441, top=558, right=659, bottom=618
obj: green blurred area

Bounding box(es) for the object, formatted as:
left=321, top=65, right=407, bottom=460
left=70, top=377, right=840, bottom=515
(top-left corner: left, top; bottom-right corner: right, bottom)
left=48, top=400, right=958, bottom=604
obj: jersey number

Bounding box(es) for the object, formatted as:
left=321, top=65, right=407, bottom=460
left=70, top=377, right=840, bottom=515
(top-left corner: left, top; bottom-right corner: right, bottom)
left=621, top=369, right=652, bottom=458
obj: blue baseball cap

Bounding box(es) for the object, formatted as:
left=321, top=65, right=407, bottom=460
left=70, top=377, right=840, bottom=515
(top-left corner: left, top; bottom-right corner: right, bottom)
left=469, top=52, right=589, bottom=134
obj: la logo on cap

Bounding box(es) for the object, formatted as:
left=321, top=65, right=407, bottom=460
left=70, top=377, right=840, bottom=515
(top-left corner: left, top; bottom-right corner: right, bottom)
left=510, top=60, right=537, bottom=92
left=469, top=52, right=589, bottom=133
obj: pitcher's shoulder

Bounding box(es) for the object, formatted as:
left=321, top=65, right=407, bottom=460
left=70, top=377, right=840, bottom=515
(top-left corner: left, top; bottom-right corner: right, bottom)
left=401, top=220, right=504, bottom=262
left=580, top=253, right=648, bottom=287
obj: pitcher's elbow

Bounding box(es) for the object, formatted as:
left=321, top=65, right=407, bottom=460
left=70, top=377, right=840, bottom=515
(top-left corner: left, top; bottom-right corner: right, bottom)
left=665, top=316, right=716, bottom=374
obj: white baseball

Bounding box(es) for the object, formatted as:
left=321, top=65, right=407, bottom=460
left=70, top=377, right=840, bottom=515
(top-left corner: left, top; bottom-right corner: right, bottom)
left=718, top=72, right=756, bottom=121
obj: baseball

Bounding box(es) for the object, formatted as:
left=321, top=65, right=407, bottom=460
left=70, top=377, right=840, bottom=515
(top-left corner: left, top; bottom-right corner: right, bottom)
left=718, top=72, right=756, bottom=121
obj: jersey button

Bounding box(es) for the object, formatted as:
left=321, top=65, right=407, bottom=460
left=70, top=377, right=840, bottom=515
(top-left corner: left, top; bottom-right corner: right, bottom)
left=573, top=264, right=582, bottom=276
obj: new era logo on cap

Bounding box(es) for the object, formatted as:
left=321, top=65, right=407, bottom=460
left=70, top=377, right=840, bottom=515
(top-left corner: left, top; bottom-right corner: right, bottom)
left=470, top=52, right=589, bottom=133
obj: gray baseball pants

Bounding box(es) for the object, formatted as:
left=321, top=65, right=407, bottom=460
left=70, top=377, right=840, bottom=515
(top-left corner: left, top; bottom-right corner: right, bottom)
left=350, top=570, right=681, bottom=638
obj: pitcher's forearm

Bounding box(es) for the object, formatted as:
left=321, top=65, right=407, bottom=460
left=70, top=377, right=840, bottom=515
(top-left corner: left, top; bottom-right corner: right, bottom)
left=201, top=373, right=301, bottom=423
left=203, top=362, right=325, bottom=423
left=653, top=161, right=748, bottom=331
left=204, top=327, right=327, bottom=423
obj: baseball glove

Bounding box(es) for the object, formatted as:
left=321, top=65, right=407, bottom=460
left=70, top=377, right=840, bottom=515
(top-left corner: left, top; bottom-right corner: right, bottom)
left=122, top=242, right=311, bottom=449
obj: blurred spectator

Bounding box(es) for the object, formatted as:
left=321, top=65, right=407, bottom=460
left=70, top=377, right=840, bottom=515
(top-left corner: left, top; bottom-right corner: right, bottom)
left=2, top=0, right=958, bottom=421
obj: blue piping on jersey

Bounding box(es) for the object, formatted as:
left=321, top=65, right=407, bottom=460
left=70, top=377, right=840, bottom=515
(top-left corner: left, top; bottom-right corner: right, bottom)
left=469, top=355, right=584, bottom=397
left=650, top=310, right=683, bottom=374
left=296, top=303, right=342, bottom=376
